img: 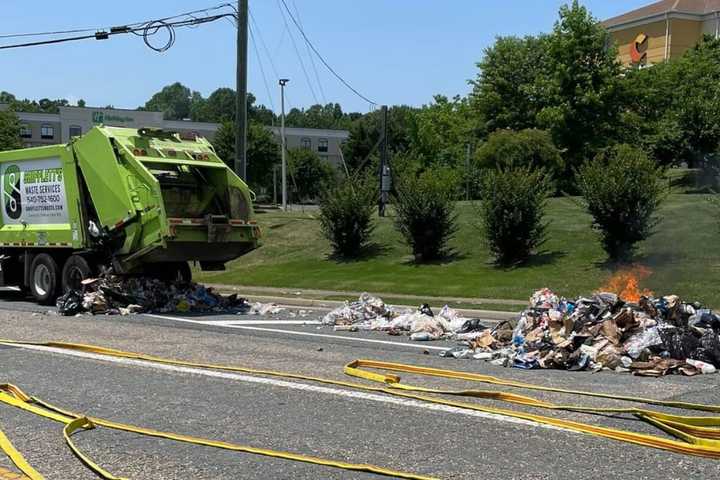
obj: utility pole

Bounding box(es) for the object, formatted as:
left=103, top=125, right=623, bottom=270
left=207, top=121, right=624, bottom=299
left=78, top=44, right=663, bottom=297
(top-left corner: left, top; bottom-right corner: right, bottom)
left=235, top=0, right=248, bottom=180
left=378, top=105, right=389, bottom=217
left=279, top=78, right=290, bottom=211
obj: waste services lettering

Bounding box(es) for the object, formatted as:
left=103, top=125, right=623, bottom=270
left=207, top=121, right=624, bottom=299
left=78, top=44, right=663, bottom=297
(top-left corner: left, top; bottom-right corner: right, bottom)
left=1, top=158, right=68, bottom=224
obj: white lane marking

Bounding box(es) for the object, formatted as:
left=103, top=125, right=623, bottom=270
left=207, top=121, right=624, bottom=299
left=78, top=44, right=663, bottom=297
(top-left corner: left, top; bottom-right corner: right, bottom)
left=8, top=343, right=567, bottom=433
left=144, top=314, right=449, bottom=351
left=210, top=320, right=322, bottom=326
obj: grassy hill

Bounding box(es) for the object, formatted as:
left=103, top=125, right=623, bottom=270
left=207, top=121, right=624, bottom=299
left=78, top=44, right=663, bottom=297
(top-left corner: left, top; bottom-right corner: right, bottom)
left=198, top=195, right=720, bottom=307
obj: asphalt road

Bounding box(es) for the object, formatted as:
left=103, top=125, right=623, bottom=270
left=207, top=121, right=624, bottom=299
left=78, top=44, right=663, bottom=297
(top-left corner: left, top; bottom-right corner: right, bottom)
left=0, top=290, right=719, bottom=479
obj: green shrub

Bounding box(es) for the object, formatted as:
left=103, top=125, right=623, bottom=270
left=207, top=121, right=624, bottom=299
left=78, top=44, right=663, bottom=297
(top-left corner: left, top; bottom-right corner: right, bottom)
left=475, top=129, right=564, bottom=190
left=319, top=176, right=377, bottom=258
left=288, top=148, right=335, bottom=201
left=576, top=144, right=666, bottom=261
left=393, top=168, right=458, bottom=262
left=479, top=166, right=551, bottom=265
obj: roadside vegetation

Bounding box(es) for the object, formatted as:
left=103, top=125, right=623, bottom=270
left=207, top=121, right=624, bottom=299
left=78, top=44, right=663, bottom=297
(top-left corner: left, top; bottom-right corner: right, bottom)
left=197, top=195, right=720, bottom=308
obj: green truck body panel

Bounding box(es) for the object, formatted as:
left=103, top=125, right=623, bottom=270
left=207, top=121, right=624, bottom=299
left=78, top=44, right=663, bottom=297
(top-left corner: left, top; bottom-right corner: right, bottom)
left=0, top=126, right=259, bottom=273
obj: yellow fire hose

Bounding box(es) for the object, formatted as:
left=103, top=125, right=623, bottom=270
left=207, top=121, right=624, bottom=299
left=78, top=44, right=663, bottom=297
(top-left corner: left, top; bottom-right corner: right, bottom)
left=0, top=339, right=719, bottom=480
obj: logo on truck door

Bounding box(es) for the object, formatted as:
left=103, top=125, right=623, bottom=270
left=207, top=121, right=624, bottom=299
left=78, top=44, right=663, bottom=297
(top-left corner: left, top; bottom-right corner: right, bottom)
left=1, top=158, right=68, bottom=225
left=3, top=165, right=22, bottom=219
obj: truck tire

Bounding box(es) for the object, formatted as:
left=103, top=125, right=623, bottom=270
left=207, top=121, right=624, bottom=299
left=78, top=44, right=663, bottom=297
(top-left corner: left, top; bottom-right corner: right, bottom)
left=62, top=255, right=93, bottom=293
left=29, top=254, right=60, bottom=305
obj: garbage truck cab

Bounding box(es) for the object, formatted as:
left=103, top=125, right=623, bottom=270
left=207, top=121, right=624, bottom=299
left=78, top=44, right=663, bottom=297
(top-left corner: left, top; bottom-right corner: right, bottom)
left=0, top=126, right=260, bottom=304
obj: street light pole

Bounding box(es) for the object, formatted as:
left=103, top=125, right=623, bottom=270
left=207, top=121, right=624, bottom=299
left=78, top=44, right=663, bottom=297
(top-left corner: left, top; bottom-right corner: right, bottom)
left=279, top=78, right=289, bottom=211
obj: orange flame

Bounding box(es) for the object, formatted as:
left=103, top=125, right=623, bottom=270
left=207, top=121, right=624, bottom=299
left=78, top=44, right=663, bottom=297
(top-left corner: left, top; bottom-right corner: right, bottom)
left=599, top=265, right=653, bottom=303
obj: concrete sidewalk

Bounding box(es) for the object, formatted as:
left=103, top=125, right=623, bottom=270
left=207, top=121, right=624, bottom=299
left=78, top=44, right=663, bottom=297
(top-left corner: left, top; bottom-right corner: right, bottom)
left=208, top=283, right=522, bottom=321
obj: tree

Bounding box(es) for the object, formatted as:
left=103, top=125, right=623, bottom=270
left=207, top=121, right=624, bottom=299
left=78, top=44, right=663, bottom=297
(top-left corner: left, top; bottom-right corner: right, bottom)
left=77, top=99, right=86, bottom=108
left=475, top=129, right=564, bottom=190
left=288, top=148, right=335, bottom=201
left=319, top=175, right=377, bottom=258
left=576, top=144, right=666, bottom=261
left=142, top=82, right=196, bottom=120
left=393, top=168, right=459, bottom=262
left=479, top=166, right=550, bottom=265
left=617, top=36, right=720, bottom=168
left=471, top=1, right=623, bottom=177
left=212, top=121, right=280, bottom=191
left=539, top=1, right=623, bottom=167
left=471, top=35, right=551, bottom=134
left=343, top=105, right=416, bottom=171
left=0, top=110, right=22, bottom=151
left=409, top=95, right=475, bottom=168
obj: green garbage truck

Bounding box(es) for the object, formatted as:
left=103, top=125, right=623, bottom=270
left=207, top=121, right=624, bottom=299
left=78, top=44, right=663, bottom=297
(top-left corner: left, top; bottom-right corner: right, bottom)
left=0, top=126, right=260, bottom=303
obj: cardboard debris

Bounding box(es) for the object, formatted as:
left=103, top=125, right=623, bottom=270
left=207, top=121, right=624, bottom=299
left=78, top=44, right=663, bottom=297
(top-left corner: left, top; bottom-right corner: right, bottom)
left=442, top=288, right=720, bottom=376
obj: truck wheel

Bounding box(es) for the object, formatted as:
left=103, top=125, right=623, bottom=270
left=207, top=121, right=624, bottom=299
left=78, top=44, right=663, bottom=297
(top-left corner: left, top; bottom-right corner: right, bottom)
left=29, top=254, right=60, bottom=305
left=62, top=255, right=93, bottom=292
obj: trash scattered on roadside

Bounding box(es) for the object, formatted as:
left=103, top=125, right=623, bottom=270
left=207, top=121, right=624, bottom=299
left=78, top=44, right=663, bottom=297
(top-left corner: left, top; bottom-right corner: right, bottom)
left=321, top=293, right=489, bottom=341
left=438, top=287, right=720, bottom=376
left=249, top=302, right=285, bottom=315
left=56, top=275, right=282, bottom=316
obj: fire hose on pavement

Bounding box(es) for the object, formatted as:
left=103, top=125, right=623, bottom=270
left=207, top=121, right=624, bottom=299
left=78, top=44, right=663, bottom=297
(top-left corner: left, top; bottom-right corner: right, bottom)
left=0, top=339, right=720, bottom=480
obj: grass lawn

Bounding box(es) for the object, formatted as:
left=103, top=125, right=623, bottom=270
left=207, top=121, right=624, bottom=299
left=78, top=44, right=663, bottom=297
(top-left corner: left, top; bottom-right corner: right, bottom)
left=198, top=195, right=720, bottom=307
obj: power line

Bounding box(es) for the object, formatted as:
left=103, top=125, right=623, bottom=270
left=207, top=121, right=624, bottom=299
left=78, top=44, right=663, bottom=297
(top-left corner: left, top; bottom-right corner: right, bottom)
left=248, top=9, right=292, bottom=110
left=278, top=0, right=377, bottom=106
left=0, top=3, right=236, bottom=39
left=0, top=12, right=235, bottom=51
left=291, top=0, right=327, bottom=105
left=275, top=0, right=319, bottom=105
left=249, top=22, right=276, bottom=112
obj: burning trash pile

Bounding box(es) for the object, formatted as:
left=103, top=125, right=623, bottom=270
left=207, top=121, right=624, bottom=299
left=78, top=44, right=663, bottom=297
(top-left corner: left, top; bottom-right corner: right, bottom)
left=55, top=276, right=281, bottom=316
left=443, top=287, right=720, bottom=376
left=321, top=293, right=490, bottom=341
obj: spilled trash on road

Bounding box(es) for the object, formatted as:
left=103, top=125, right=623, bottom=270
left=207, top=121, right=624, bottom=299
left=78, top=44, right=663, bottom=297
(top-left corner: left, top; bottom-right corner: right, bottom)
left=55, top=276, right=286, bottom=316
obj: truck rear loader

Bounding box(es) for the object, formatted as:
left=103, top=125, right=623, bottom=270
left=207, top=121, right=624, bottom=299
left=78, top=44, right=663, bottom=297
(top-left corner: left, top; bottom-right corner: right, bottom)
left=0, top=126, right=260, bottom=304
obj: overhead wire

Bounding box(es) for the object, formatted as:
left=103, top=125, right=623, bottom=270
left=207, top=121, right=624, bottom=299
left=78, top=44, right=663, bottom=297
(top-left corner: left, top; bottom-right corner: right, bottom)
left=275, top=0, right=319, bottom=105
left=278, top=0, right=377, bottom=106
left=0, top=3, right=236, bottom=39
left=0, top=7, right=236, bottom=52
left=248, top=9, right=293, bottom=110
left=249, top=22, right=276, bottom=113
left=290, top=0, right=327, bottom=105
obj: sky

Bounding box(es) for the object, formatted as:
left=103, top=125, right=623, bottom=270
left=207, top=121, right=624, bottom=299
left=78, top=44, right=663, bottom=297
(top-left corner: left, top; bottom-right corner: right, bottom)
left=0, top=0, right=654, bottom=114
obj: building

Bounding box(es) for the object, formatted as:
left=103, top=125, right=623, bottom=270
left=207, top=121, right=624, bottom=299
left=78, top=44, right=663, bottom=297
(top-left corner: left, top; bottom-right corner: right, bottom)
left=0, top=104, right=349, bottom=167
left=604, top=0, right=720, bottom=66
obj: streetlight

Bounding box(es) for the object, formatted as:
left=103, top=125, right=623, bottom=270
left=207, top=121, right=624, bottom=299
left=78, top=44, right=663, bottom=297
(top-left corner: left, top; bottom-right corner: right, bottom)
left=279, top=78, right=290, bottom=211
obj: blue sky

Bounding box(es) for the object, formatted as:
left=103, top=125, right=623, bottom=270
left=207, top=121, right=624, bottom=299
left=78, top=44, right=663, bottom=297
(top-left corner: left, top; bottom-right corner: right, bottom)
left=1, top=0, right=652, bottom=114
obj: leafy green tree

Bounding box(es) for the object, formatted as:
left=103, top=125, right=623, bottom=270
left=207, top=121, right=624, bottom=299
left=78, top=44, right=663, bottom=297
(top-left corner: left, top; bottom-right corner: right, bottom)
left=77, top=99, right=86, bottom=108
left=410, top=95, right=475, bottom=167
left=539, top=1, right=623, bottom=168
left=343, top=105, right=416, bottom=171
left=479, top=166, right=550, bottom=265
left=0, top=110, right=22, bottom=151
left=576, top=144, right=666, bottom=261
left=288, top=148, right=335, bottom=201
left=475, top=129, right=564, bottom=190
left=393, top=168, right=459, bottom=262
left=212, top=121, right=280, bottom=191
left=319, top=174, right=377, bottom=258
left=471, top=1, right=622, bottom=176
left=471, top=35, right=551, bottom=134
left=142, top=82, right=196, bottom=120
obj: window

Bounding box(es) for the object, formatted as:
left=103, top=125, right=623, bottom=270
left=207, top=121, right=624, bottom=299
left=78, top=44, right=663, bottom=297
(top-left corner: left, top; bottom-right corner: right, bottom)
left=19, top=125, right=32, bottom=138
left=318, top=138, right=328, bottom=153
left=69, top=125, right=82, bottom=137
left=301, top=137, right=311, bottom=149
left=40, top=124, right=54, bottom=140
